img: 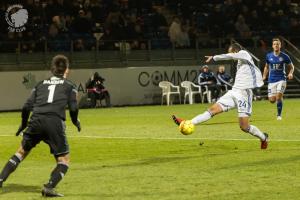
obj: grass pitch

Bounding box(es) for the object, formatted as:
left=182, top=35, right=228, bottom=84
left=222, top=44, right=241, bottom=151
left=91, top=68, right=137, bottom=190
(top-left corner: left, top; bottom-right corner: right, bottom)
left=0, top=99, right=300, bottom=199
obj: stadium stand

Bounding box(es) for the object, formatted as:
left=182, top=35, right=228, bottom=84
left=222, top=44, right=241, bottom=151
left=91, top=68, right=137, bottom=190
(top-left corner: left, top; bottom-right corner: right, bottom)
left=0, top=0, right=300, bottom=52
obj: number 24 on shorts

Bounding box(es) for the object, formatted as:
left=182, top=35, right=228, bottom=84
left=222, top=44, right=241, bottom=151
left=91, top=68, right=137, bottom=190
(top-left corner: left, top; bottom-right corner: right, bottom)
left=238, top=100, right=247, bottom=108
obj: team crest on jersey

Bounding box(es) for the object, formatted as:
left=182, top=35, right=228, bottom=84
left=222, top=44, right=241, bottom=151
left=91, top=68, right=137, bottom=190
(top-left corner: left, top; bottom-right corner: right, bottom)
left=22, top=73, right=37, bottom=89
left=279, top=57, right=283, bottom=61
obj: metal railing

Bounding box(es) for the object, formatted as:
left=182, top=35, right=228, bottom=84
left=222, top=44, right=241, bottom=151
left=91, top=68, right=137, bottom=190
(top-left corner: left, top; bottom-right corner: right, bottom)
left=280, top=36, right=300, bottom=83
left=0, top=37, right=262, bottom=66
left=230, top=38, right=261, bottom=68
left=3, top=36, right=300, bottom=70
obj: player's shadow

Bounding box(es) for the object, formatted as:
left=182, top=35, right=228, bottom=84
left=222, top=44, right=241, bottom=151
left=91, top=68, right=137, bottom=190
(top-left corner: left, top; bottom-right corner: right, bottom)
left=0, top=183, right=40, bottom=194
left=216, top=155, right=300, bottom=170
left=101, top=156, right=197, bottom=169
left=202, top=119, right=268, bottom=126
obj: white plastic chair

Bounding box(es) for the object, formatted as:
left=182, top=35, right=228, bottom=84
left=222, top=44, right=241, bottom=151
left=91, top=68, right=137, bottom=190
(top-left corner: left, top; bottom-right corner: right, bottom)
left=197, top=77, right=212, bottom=103
left=181, top=81, right=203, bottom=104
left=159, top=81, right=181, bottom=105
left=201, top=85, right=212, bottom=103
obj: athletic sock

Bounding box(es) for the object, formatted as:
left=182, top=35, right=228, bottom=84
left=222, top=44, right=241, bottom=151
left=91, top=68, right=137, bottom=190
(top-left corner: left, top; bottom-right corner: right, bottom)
left=191, top=111, right=212, bottom=125
left=45, top=163, right=69, bottom=188
left=0, top=153, right=22, bottom=182
left=277, top=100, right=283, bottom=116
left=248, top=125, right=266, bottom=141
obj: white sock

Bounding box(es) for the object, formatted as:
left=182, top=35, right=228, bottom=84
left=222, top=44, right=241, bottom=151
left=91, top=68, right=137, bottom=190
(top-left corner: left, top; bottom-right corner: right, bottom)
left=191, top=111, right=212, bottom=125
left=248, top=125, right=266, bottom=141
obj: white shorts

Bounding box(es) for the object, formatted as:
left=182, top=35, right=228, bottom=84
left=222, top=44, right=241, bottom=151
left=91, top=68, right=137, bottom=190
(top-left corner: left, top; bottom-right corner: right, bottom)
left=268, top=80, right=286, bottom=97
left=216, top=88, right=253, bottom=117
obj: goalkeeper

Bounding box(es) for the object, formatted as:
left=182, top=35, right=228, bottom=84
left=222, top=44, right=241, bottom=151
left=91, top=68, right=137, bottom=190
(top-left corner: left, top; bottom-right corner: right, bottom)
left=0, top=55, right=81, bottom=197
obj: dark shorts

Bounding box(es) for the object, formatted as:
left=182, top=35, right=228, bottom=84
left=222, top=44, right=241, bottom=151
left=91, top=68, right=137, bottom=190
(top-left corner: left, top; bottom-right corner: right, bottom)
left=22, top=114, right=69, bottom=156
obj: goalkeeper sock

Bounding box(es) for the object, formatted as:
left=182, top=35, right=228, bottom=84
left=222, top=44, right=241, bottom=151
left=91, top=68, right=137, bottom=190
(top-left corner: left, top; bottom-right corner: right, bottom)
left=191, top=111, right=212, bottom=125
left=277, top=100, right=283, bottom=116
left=45, top=163, right=69, bottom=188
left=248, top=125, right=266, bottom=141
left=0, top=153, right=22, bottom=182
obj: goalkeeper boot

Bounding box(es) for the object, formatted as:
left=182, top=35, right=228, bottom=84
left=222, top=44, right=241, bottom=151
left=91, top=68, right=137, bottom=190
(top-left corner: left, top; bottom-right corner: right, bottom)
left=172, top=115, right=183, bottom=126
left=261, top=133, right=269, bottom=150
left=42, top=185, right=64, bottom=197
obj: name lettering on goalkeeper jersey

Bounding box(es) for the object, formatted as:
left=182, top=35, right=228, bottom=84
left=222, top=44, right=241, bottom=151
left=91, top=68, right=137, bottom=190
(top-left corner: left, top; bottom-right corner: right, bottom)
left=43, top=80, right=64, bottom=85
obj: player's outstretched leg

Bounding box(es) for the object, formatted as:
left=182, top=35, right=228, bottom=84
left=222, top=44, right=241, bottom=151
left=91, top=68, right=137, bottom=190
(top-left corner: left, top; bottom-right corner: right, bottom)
left=172, top=103, right=222, bottom=127
left=0, top=153, right=22, bottom=187
left=172, top=111, right=212, bottom=126
left=0, top=147, right=28, bottom=187
left=42, top=155, right=69, bottom=197
left=239, top=118, right=269, bottom=149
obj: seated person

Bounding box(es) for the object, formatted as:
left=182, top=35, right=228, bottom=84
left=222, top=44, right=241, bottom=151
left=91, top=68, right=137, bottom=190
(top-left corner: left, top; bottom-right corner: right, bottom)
left=215, top=65, right=233, bottom=97
left=197, top=65, right=218, bottom=102
left=86, top=72, right=111, bottom=107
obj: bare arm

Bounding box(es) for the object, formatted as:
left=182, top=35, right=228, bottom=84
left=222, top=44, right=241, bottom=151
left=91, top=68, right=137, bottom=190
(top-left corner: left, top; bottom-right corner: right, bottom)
left=287, top=63, right=294, bottom=80
left=262, top=63, right=269, bottom=81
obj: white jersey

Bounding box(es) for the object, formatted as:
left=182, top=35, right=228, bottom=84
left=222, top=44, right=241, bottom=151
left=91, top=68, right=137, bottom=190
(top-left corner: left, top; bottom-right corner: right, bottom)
left=213, top=50, right=263, bottom=89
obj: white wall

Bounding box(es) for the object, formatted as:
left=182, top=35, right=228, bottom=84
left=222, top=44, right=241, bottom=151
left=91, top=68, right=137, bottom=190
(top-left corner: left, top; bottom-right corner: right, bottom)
left=0, top=65, right=228, bottom=110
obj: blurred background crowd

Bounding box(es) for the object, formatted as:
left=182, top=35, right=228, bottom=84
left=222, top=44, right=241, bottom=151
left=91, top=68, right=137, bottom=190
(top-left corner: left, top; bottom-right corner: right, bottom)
left=0, top=0, right=299, bottom=52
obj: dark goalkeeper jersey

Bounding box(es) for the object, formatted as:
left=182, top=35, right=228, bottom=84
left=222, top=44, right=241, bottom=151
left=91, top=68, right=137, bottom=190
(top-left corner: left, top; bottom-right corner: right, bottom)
left=23, top=76, right=78, bottom=120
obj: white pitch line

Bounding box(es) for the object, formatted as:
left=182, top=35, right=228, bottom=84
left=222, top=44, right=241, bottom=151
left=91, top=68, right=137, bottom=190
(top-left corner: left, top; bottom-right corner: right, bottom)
left=1, top=134, right=300, bottom=142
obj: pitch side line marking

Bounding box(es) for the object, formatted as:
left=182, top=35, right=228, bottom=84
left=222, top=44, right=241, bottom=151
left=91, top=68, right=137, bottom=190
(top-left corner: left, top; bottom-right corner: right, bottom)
left=0, top=134, right=300, bottom=142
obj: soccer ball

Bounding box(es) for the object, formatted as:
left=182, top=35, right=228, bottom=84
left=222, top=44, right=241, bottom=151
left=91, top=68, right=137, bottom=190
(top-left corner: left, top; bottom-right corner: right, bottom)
left=179, top=120, right=195, bottom=135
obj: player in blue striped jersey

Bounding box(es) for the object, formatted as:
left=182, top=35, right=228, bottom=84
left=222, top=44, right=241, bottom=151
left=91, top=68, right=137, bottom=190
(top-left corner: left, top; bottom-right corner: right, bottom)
left=262, top=38, right=294, bottom=120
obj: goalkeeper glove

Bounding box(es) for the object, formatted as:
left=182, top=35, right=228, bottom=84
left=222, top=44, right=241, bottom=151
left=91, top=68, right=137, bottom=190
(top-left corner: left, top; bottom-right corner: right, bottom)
left=16, top=124, right=26, bottom=136
left=74, top=120, right=81, bottom=132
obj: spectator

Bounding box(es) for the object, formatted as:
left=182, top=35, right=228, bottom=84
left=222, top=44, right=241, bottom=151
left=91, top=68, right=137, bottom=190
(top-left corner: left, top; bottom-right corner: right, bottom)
left=169, top=16, right=188, bottom=47
left=86, top=72, right=111, bottom=108
left=71, top=10, right=93, bottom=35
left=47, top=23, right=70, bottom=51
left=168, top=16, right=181, bottom=45
left=21, top=31, right=36, bottom=53
left=90, top=0, right=107, bottom=23
left=235, top=14, right=251, bottom=38
left=208, top=4, right=225, bottom=37
left=197, top=65, right=218, bottom=102
left=216, top=65, right=233, bottom=98
left=4, top=32, right=18, bottom=53
left=247, top=10, right=261, bottom=32
left=181, top=23, right=190, bottom=47
left=152, top=7, right=168, bottom=33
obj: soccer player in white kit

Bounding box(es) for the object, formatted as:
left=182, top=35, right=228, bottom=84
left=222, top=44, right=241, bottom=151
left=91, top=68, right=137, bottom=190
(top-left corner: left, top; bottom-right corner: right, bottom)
left=173, top=43, right=269, bottom=149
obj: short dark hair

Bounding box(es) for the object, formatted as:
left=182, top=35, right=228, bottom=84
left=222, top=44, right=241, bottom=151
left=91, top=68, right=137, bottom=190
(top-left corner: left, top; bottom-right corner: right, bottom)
left=272, top=37, right=281, bottom=44
left=51, top=55, right=69, bottom=76
left=229, top=43, right=242, bottom=52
